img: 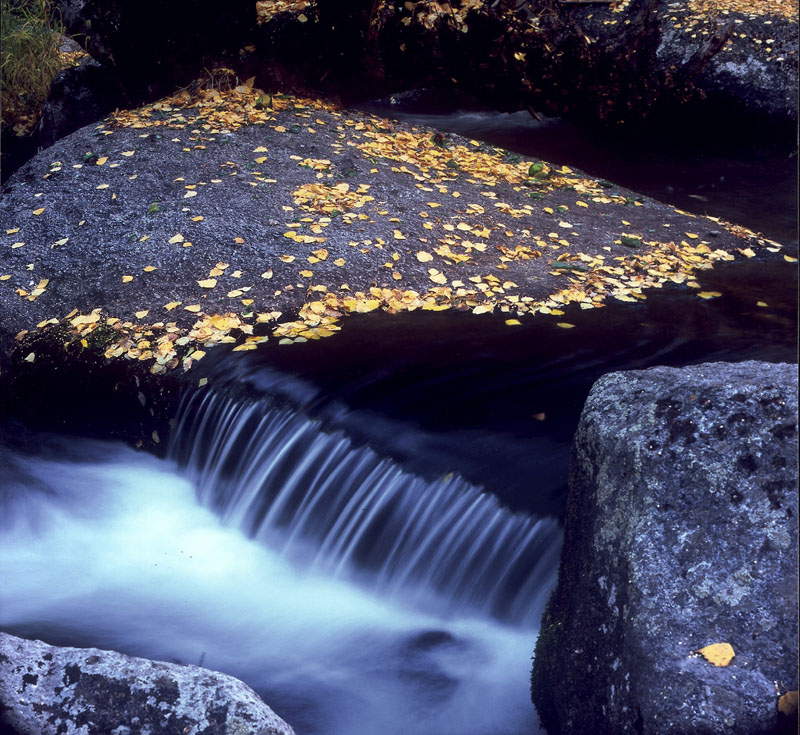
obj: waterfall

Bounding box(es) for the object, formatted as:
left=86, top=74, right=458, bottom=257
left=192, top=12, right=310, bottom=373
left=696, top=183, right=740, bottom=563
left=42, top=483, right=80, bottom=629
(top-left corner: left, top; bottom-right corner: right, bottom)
left=169, top=388, right=561, bottom=627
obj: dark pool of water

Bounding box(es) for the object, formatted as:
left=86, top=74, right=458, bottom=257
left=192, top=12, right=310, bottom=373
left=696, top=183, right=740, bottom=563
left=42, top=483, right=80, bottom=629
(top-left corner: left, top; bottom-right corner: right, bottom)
left=360, top=96, right=799, bottom=245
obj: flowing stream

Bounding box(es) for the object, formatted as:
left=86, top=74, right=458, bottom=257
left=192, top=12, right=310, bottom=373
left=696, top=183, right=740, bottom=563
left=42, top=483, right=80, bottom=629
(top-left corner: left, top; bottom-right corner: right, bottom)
left=0, top=92, right=797, bottom=733
left=1, top=430, right=545, bottom=734
left=1, top=256, right=795, bottom=734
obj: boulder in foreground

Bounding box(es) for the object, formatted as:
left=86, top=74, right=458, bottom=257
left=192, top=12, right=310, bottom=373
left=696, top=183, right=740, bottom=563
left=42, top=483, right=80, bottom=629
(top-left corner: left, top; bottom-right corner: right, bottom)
left=531, top=360, right=798, bottom=735
left=0, top=631, right=294, bottom=735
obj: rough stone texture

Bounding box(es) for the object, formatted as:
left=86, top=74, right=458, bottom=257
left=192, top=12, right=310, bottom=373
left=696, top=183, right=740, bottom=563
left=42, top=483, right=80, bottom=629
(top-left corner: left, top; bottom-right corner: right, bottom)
left=657, top=14, right=798, bottom=126
left=0, top=632, right=295, bottom=735
left=531, top=360, right=798, bottom=735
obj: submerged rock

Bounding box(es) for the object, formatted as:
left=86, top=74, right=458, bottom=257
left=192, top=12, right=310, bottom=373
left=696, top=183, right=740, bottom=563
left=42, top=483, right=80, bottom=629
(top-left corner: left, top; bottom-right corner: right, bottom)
left=531, top=360, right=798, bottom=735
left=0, top=632, right=295, bottom=735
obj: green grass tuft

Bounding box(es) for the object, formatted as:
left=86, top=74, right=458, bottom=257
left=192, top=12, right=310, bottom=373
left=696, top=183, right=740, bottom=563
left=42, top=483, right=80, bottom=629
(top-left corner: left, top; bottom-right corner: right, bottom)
left=1, top=0, right=65, bottom=135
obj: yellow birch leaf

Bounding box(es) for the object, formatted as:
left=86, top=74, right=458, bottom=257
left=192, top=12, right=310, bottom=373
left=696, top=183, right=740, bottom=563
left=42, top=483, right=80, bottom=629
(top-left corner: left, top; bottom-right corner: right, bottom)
left=70, top=312, right=101, bottom=327
left=685, top=232, right=699, bottom=239
left=416, top=251, right=434, bottom=262
left=756, top=301, right=768, bottom=307
left=227, top=289, right=244, bottom=297
left=695, top=642, right=735, bottom=667
left=261, top=270, right=274, bottom=279
left=24, top=352, right=35, bottom=362
left=135, top=310, right=149, bottom=319
left=697, top=291, right=722, bottom=300
left=96, top=184, right=109, bottom=190
left=505, top=319, right=521, bottom=325
left=197, top=278, right=217, bottom=288
left=95, top=156, right=108, bottom=165
left=778, top=691, right=798, bottom=717
left=169, top=234, right=185, bottom=244
left=33, top=208, right=45, bottom=215
left=784, top=255, right=798, bottom=263
left=164, top=301, right=181, bottom=310
left=184, top=190, right=197, bottom=198
left=143, top=266, right=157, bottom=272
left=334, top=258, right=345, bottom=266
left=121, top=151, right=135, bottom=157
left=122, top=275, right=134, bottom=283
left=253, top=146, right=268, bottom=152
left=184, top=304, right=202, bottom=312
left=556, top=322, right=576, bottom=329
left=299, top=270, right=313, bottom=278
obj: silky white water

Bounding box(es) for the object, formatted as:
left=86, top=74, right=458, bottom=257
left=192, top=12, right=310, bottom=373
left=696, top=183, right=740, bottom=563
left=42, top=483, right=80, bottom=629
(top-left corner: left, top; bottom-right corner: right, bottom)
left=1, top=435, right=548, bottom=734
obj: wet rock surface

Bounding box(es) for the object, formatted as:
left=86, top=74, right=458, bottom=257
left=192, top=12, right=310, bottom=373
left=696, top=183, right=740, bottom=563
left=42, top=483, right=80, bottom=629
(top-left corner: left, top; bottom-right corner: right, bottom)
left=531, top=360, right=798, bottom=735
left=0, top=631, right=295, bottom=735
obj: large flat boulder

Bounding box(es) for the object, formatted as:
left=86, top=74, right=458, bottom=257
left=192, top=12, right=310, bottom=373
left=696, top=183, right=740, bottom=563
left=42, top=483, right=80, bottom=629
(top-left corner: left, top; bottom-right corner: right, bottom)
left=0, top=632, right=294, bottom=735
left=531, top=360, right=798, bottom=734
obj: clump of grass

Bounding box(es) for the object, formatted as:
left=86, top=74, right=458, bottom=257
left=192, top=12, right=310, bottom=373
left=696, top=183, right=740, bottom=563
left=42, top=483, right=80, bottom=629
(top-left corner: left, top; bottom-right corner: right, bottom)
left=1, top=0, right=65, bottom=135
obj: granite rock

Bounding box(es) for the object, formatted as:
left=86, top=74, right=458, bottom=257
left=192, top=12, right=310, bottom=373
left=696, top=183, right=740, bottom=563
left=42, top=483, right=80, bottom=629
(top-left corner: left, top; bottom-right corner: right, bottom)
left=531, top=360, right=798, bottom=735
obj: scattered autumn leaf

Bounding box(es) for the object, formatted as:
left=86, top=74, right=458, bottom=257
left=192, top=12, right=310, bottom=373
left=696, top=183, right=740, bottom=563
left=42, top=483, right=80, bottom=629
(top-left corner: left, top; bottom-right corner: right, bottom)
left=778, top=691, right=798, bottom=717
left=695, top=642, right=735, bottom=667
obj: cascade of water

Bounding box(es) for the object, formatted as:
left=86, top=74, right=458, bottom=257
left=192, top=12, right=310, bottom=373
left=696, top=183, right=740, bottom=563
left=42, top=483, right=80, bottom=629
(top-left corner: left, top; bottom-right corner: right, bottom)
left=169, top=388, right=561, bottom=627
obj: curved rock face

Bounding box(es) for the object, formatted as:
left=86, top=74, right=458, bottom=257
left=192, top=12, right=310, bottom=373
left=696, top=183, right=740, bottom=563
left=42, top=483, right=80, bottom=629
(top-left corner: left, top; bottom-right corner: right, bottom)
left=531, top=361, right=798, bottom=735
left=0, top=632, right=295, bottom=735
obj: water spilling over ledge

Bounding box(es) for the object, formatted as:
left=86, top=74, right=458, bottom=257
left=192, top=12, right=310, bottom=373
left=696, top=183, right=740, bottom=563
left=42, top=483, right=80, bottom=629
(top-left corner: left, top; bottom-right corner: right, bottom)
left=170, top=388, right=561, bottom=627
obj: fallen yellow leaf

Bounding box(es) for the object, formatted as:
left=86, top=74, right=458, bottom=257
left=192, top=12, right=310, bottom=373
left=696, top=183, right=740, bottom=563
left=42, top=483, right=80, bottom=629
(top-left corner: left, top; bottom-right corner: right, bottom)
left=697, top=291, right=722, bottom=300
left=695, top=642, right=734, bottom=667
left=197, top=278, right=217, bottom=288
left=778, top=691, right=798, bottom=717
left=122, top=275, right=134, bottom=283
left=33, top=208, right=45, bottom=215
left=556, top=322, right=576, bottom=329
left=416, top=251, right=434, bottom=262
